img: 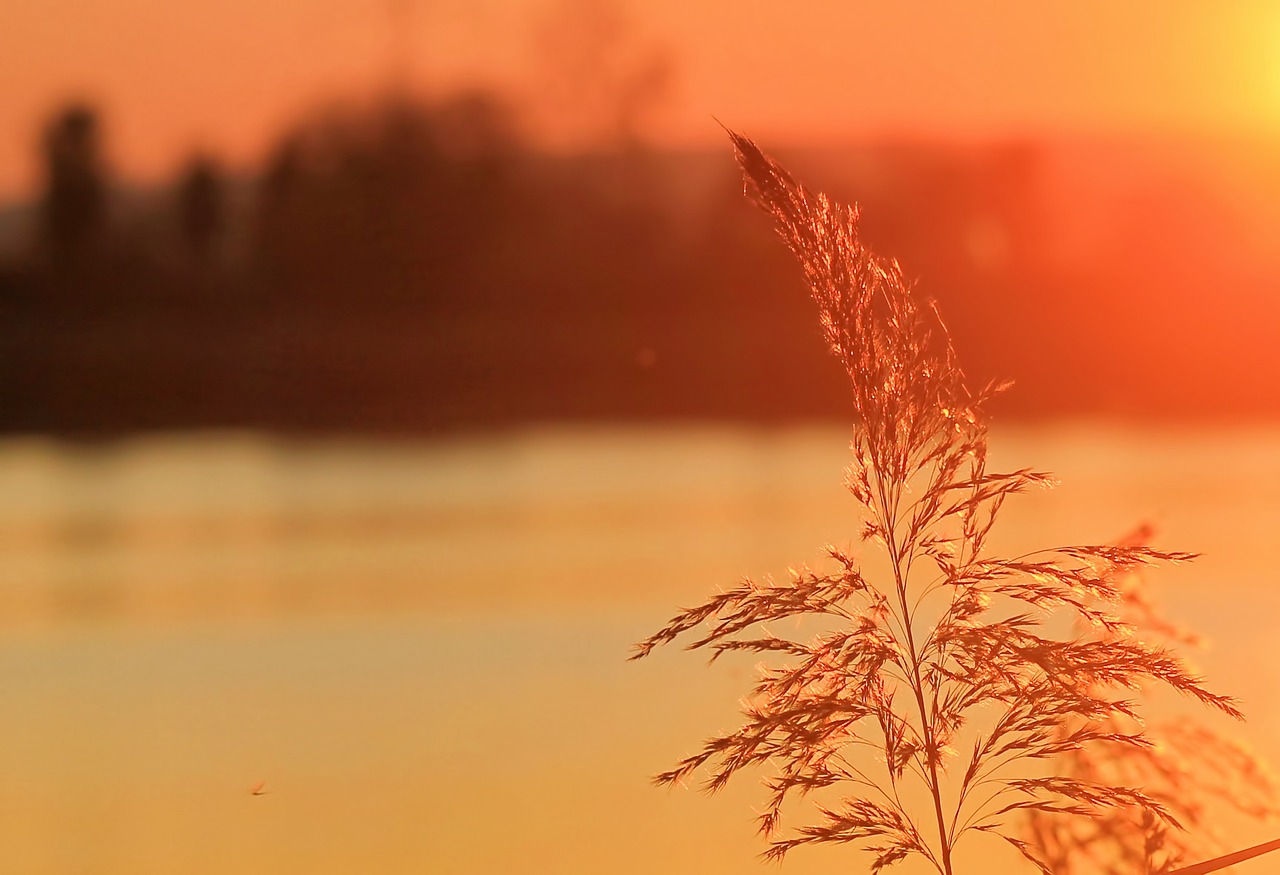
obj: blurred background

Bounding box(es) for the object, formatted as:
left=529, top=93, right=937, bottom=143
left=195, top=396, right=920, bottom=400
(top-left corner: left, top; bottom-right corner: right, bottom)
left=2, top=1, right=1280, bottom=872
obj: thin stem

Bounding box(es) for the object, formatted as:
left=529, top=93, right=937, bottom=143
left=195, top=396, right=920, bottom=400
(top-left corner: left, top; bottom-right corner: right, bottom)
left=877, top=470, right=955, bottom=875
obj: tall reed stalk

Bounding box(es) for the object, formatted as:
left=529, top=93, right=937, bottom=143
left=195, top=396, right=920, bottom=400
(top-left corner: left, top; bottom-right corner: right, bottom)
left=632, top=132, right=1254, bottom=874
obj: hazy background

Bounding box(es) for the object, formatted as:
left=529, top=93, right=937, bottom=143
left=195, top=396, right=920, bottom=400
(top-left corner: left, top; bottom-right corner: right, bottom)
left=2, top=1, right=1280, bottom=872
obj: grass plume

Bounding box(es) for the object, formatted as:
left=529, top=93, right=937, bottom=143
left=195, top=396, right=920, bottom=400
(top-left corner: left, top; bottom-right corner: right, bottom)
left=632, top=132, right=1256, bottom=874
left=1024, top=525, right=1279, bottom=874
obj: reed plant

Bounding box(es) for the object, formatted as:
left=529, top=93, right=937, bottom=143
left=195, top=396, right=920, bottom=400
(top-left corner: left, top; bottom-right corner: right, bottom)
left=632, top=132, right=1268, bottom=874
left=1024, top=530, right=1278, bottom=874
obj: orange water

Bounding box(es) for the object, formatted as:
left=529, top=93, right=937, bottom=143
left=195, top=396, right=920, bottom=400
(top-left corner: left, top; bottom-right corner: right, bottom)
left=0, top=425, right=1276, bottom=874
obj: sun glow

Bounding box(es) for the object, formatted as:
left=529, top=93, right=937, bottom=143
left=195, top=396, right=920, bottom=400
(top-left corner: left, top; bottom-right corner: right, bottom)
left=5, top=1, right=1280, bottom=199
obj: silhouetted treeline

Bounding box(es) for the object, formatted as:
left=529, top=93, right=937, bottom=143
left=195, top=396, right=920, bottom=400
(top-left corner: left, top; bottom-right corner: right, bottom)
left=2, top=94, right=1279, bottom=435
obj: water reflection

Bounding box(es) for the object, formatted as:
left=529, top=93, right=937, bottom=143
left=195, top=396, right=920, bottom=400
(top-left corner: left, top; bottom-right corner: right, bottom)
left=0, top=425, right=1277, bottom=873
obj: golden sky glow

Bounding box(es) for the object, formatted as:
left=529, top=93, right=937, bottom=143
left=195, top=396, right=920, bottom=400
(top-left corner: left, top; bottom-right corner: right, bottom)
left=2, top=0, right=1280, bottom=200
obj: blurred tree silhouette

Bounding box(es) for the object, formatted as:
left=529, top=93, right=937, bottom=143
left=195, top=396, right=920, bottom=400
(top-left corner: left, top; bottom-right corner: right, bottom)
left=0, top=94, right=1064, bottom=432
left=251, top=93, right=520, bottom=309
left=176, top=154, right=225, bottom=265
left=7, top=77, right=1268, bottom=433
left=38, top=103, right=108, bottom=264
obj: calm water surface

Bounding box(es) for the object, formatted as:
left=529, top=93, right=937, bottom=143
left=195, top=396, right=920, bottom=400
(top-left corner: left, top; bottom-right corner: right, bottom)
left=1, top=425, right=1278, bottom=874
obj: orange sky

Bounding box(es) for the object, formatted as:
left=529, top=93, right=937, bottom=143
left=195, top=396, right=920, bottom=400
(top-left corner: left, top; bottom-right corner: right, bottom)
left=2, top=0, right=1280, bottom=202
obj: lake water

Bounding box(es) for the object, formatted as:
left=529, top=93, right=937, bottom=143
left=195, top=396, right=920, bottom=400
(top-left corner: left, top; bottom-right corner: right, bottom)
left=1, top=424, right=1278, bottom=874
